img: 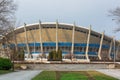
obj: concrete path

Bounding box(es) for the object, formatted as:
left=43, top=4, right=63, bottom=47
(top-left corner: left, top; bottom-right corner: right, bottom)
left=96, top=69, right=120, bottom=79
left=116, top=62, right=120, bottom=64
left=0, top=70, right=42, bottom=80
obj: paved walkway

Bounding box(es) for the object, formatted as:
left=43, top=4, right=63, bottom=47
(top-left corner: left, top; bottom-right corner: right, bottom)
left=0, top=70, right=42, bottom=80
left=96, top=69, right=120, bottom=79
left=116, top=62, right=120, bottom=64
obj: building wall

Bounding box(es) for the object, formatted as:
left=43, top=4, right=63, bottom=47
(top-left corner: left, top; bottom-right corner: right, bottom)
left=4, top=23, right=120, bottom=61
left=16, top=28, right=102, bottom=44
left=90, top=35, right=100, bottom=44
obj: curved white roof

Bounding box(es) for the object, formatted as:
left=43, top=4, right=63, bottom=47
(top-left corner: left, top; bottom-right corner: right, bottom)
left=13, top=22, right=115, bottom=42
left=15, top=22, right=89, bottom=30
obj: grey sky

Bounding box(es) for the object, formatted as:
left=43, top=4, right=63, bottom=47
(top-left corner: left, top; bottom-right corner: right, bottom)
left=14, top=0, right=120, bottom=40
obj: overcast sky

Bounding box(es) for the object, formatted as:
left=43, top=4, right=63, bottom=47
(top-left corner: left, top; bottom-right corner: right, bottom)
left=14, top=0, right=120, bottom=40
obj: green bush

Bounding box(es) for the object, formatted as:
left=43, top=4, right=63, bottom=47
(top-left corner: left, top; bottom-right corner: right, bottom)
left=48, top=49, right=62, bottom=61
left=0, top=57, right=13, bottom=70
left=57, top=49, right=62, bottom=60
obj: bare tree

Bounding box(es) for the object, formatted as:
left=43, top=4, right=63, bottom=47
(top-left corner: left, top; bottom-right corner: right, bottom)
left=109, top=7, right=120, bottom=32
left=0, top=0, right=17, bottom=46
left=0, top=0, right=17, bottom=61
left=0, top=0, right=17, bottom=35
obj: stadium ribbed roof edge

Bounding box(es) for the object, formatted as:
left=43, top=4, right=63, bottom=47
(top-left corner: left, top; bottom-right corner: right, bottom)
left=14, top=22, right=116, bottom=42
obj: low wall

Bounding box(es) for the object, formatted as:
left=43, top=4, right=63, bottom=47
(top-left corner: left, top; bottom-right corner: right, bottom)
left=23, top=63, right=115, bottom=71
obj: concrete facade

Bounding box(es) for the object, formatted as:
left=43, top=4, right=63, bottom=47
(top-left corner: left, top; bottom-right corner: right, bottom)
left=23, top=63, right=115, bottom=70
left=1, top=22, right=120, bottom=62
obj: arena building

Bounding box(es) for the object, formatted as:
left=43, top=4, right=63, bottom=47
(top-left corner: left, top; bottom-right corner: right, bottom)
left=1, top=21, right=120, bottom=62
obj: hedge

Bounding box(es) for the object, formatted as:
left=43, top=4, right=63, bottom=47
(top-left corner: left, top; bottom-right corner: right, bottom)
left=48, top=49, right=62, bottom=61
left=0, top=57, right=13, bottom=70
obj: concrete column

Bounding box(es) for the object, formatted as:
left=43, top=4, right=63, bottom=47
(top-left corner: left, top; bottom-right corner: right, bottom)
left=56, top=20, right=58, bottom=52
left=39, top=20, right=43, bottom=54
left=85, top=25, right=91, bottom=62
left=108, top=40, right=113, bottom=60
left=116, top=44, right=120, bottom=60
left=24, top=23, right=30, bottom=58
left=71, top=22, right=75, bottom=60
left=113, top=37, right=116, bottom=63
left=98, top=31, right=104, bottom=60
left=34, top=28, right=36, bottom=54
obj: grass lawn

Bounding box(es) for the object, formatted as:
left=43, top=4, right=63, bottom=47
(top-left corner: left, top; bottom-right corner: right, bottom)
left=32, top=71, right=56, bottom=80
left=0, top=70, right=13, bottom=75
left=32, top=71, right=118, bottom=80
